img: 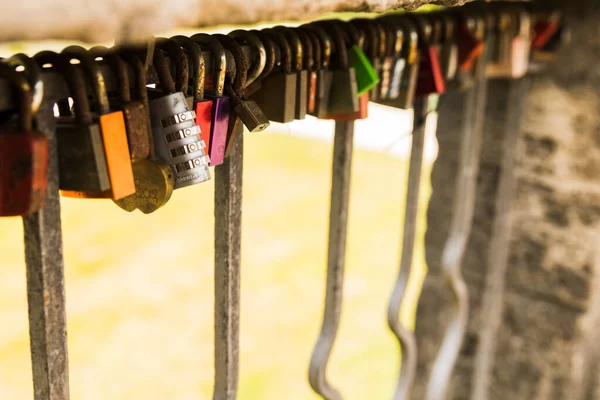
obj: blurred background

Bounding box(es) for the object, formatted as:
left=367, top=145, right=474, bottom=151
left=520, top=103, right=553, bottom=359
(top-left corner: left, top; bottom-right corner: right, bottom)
left=0, top=16, right=439, bottom=400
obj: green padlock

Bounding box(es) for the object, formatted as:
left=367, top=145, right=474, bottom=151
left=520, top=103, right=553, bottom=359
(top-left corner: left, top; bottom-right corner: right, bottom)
left=335, top=20, right=380, bottom=95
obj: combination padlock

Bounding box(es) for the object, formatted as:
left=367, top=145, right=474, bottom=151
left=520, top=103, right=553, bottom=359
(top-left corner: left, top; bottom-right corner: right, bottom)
left=192, top=34, right=233, bottom=166
left=171, top=35, right=215, bottom=161
left=149, top=41, right=211, bottom=190
left=0, top=59, right=49, bottom=216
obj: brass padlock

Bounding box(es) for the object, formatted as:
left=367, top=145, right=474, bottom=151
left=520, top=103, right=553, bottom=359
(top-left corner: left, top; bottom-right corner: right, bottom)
left=113, top=48, right=175, bottom=214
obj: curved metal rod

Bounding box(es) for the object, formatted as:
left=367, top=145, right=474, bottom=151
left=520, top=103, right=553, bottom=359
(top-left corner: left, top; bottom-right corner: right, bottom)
left=309, top=120, right=355, bottom=400
left=425, top=59, right=489, bottom=400
left=387, top=96, right=435, bottom=400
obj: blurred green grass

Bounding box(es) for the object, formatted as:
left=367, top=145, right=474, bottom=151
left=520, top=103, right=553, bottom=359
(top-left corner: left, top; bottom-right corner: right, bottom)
left=0, top=131, right=430, bottom=399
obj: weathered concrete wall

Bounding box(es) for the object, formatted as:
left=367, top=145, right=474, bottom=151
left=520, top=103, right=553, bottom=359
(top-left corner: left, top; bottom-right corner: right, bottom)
left=413, top=1, right=600, bottom=399
left=0, top=0, right=468, bottom=43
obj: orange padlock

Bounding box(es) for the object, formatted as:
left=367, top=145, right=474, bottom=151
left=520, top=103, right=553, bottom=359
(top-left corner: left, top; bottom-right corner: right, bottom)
left=60, top=46, right=135, bottom=200
left=325, top=93, right=369, bottom=121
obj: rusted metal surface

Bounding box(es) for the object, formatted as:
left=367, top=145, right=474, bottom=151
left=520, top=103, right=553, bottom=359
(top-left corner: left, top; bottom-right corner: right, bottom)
left=386, top=97, right=430, bottom=400
left=425, top=63, right=488, bottom=400
left=22, top=75, right=70, bottom=400
left=309, top=120, right=354, bottom=400
left=213, top=132, right=243, bottom=400
left=470, top=77, right=529, bottom=400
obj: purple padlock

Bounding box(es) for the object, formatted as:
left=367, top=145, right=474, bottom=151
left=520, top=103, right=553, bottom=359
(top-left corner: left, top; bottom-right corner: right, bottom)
left=192, top=33, right=232, bottom=166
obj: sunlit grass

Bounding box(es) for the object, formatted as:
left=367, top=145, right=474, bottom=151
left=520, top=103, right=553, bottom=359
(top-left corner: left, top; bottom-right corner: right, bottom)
left=0, top=130, right=430, bottom=400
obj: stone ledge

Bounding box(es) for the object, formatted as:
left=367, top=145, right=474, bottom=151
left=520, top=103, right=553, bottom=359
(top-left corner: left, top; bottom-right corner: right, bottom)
left=0, top=0, right=470, bottom=43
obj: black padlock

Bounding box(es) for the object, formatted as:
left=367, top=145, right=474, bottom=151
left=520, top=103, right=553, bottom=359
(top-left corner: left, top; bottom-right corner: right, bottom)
left=248, top=30, right=297, bottom=123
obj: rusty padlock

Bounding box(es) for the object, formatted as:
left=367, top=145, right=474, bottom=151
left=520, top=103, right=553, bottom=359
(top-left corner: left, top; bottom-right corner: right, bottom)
left=0, top=59, right=49, bottom=216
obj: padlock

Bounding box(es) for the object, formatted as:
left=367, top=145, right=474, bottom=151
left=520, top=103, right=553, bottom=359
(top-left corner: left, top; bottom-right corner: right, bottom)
left=326, top=93, right=369, bottom=121
left=486, top=12, right=514, bottom=78
left=350, top=19, right=383, bottom=101
left=335, top=20, right=379, bottom=96
left=411, top=18, right=446, bottom=97
left=228, top=30, right=267, bottom=87
left=510, top=9, right=532, bottom=78
left=375, top=17, right=419, bottom=109
left=531, top=11, right=562, bottom=62
left=455, top=14, right=486, bottom=90
left=213, top=34, right=269, bottom=155
left=35, top=51, right=112, bottom=194
left=376, top=19, right=403, bottom=100
left=302, top=24, right=333, bottom=119
left=90, top=46, right=151, bottom=163
left=171, top=35, right=215, bottom=164
left=60, top=45, right=135, bottom=200
left=112, top=48, right=175, bottom=214
left=191, top=34, right=233, bottom=166
left=247, top=29, right=297, bottom=123
left=296, top=28, right=318, bottom=114
left=312, top=21, right=359, bottom=114
left=0, top=60, right=49, bottom=216
left=149, top=42, right=211, bottom=190
left=439, top=15, right=459, bottom=82
left=272, top=27, right=307, bottom=120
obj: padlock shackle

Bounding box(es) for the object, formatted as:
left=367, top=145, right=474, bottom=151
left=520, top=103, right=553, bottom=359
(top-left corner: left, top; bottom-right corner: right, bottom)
left=229, top=30, right=267, bottom=86
left=35, top=51, right=94, bottom=125
left=272, top=26, right=304, bottom=72
left=155, top=38, right=189, bottom=94
left=298, top=26, right=322, bottom=71
left=311, top=21, right=349, bottom=70
left=333, top=19, right=363, bottom=48
left=213, top=34, right=248, bottom=100
left=350, top=19, right=379, bottom=61
left=89, top=46, right=132, bottom=104
left=0, top=62, right=34, bottom=132
left=62, top=45, right=112, bottom=116
left=5, top=53, right=44, bottom=115
left=262, top=29, right=293, bottom=75
left=249, top=29, right=276, bottom=81
left=171, top=35, right=206, bottom=101
left=302, top=25, right=332, bottom=70
left=377, top=18, right=404, bottom=58
left=191, top=33, right=227, bottom=97
left=295, top=28, right=315, bottom=72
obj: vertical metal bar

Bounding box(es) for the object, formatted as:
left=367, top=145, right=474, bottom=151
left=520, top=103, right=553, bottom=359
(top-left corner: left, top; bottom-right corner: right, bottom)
left=470, top=78, right=529, bottom=400
left=22, top=78, right=70, bottom=400
left=425, top=67, right=489, bottom=400
left=213, top=132, right=243, bottom=400
left=309, top=120, right=354, bottom=400
left=387, top=96, right=435, bottom=400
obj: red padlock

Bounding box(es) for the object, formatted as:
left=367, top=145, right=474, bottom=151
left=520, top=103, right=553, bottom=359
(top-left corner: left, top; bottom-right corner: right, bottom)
left=415, top=45, right=446, bottom=97
left=172, top=35, right=215, bottom=159
left=457, top=17, right=485, bottom=73
left=0, top=61, right=49, bottom=216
